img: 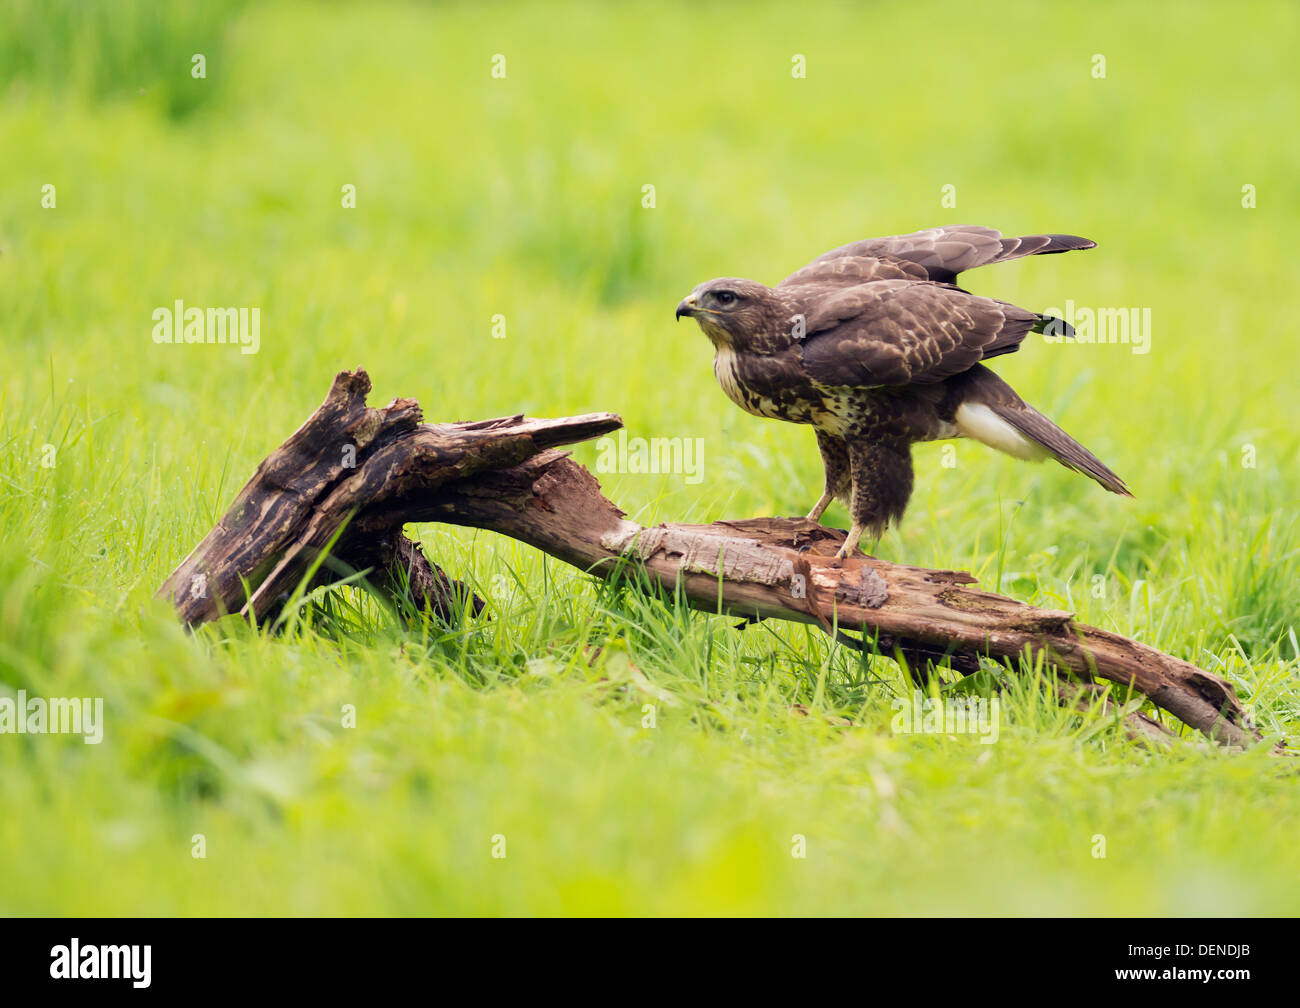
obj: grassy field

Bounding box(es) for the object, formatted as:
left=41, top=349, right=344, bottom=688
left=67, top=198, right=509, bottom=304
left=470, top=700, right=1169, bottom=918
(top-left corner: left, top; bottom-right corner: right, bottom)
left=1, top=0, right=1297, bottom=915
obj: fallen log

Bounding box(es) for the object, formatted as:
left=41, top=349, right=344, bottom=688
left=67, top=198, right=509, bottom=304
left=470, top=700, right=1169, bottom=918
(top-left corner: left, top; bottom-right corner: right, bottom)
left=158, top=368, right=1259, bottom=749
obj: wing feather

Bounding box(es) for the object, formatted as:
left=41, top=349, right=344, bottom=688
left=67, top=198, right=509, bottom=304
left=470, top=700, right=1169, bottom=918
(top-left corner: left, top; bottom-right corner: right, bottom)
left=778, top=225, right=1095, bottom=288
left=796, top=280, right=1041, bottom=387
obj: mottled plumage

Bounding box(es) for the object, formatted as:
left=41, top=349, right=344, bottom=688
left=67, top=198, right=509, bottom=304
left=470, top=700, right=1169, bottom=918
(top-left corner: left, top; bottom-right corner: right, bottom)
left=676, top=225, right=1131, bottom=560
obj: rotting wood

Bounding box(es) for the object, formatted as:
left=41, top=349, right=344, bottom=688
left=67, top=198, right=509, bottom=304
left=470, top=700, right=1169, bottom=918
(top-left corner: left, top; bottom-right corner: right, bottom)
left=159, top=368, right=1263, bottom=750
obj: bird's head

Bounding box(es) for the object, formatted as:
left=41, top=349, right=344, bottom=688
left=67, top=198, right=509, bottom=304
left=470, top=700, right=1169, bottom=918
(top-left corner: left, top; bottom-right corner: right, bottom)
left=676, top=278, right=786, bottom=351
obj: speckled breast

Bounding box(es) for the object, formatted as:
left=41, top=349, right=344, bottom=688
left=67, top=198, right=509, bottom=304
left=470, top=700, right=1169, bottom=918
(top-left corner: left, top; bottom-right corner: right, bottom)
left=713, top=344, right=873, bottom=436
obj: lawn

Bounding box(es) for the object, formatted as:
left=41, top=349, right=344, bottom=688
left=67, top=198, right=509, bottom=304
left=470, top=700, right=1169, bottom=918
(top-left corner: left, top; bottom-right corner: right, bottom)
left=1, top=0, right=1297, bottom=915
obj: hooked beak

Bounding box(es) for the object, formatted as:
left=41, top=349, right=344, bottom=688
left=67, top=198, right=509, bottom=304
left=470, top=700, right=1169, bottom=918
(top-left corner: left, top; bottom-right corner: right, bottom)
left=675, top=294, right=698, bottom=321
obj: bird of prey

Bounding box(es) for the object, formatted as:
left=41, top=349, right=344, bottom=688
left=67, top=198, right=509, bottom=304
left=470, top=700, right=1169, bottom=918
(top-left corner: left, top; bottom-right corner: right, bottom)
left=675, top=225, right=1131, bottom=560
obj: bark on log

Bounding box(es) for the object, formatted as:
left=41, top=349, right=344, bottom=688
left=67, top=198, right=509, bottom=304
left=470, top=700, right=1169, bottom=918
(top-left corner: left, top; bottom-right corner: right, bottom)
left=158, top=369, right=1260, bottom=750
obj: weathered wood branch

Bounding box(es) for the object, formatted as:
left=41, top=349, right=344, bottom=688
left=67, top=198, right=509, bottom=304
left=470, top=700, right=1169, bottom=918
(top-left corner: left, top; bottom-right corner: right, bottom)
left=159, top=369, right=1259, bottom=749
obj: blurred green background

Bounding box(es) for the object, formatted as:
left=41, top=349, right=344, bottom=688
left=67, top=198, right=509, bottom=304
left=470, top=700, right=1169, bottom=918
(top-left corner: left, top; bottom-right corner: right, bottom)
left=1, top=0, right=1297, bottom=915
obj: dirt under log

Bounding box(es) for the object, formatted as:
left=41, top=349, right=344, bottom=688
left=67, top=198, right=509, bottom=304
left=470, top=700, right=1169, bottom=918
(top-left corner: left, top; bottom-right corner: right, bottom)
left=158, top=368, right=1260, bottom=750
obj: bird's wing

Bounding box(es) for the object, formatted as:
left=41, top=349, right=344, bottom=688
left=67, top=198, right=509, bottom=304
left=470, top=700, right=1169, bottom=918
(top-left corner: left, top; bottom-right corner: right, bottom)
left=796, top=279, right=1044, bottom=387
left=778, top=225, right=1095, bottom=287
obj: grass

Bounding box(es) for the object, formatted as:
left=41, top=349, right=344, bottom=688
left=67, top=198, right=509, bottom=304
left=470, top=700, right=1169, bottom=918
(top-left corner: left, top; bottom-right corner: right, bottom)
left=1, top=0, right=1297, bottom=915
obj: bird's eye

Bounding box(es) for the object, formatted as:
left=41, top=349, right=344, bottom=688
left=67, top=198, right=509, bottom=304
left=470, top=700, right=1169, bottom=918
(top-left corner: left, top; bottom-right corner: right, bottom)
left=714, top=290, right=737, bottom=306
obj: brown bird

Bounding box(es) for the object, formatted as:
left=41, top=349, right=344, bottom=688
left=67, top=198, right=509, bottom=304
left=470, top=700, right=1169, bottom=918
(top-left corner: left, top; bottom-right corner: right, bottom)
left=676, top=225, right=1131, bottom=560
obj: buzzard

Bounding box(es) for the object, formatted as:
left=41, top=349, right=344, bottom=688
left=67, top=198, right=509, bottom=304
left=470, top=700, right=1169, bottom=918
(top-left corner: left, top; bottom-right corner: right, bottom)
left=676, top=225, right=1131, bottom=560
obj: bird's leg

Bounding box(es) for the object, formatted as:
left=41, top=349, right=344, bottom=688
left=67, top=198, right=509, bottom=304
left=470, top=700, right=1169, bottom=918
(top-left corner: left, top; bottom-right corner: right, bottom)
left=809, top=429, right=851, bottom=525
left=806, top=491, right=834, bottom=523
left=835, top=522, right=866, bottom=563
left=832, top=439, right=914, bottom=564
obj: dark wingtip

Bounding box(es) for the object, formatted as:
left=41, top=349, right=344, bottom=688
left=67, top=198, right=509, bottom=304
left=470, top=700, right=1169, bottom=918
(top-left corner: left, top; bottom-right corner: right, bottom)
left=1034, top=314, right=1075, bottom=338
left=1041, top=233, right=1097, bottom=253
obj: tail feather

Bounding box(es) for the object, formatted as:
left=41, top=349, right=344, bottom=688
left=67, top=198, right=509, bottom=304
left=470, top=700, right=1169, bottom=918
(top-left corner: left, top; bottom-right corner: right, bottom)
left=990, top=401, right=1132, bottom=497
left=952, top=364, right=1132, bottom=497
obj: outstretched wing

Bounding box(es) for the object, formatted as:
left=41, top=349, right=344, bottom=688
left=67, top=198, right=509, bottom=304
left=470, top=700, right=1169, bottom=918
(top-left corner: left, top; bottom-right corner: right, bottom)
left=796, top=279, right=1045, bottom=387
left=778, top=225, right=1095, bottom=289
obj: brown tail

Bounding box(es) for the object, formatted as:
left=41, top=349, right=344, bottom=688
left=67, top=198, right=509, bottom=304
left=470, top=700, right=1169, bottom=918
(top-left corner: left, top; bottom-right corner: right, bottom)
left=990, top=399, right=1132, bottom=496
left=955, top=364, right=1132, bottom=497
